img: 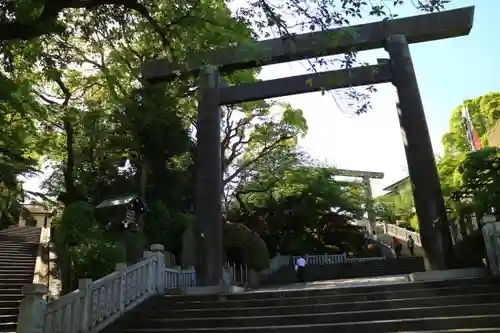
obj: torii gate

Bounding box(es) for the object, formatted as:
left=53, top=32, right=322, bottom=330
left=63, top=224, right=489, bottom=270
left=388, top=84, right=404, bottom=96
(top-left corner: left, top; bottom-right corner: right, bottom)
left=334, top=169, right=384, bottom=233
left=141, top=7, right=475, bottom=284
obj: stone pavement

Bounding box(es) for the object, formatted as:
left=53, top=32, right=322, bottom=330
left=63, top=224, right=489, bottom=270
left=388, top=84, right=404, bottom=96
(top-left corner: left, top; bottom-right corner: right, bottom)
left=378, top=233, right=425, bottom=257
left=250, top=274, right=410, bottom=293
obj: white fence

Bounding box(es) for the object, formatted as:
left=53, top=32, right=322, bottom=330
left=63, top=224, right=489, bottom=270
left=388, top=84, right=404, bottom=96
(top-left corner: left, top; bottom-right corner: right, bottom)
left=293, top=254, right=347, bottom=265
left=17, top=244, right=196, bottom=333
left=166, top=266, right=196, bottom=289
left=260, top=253, right=384, bottom=277
left=385, top=223, right=422, bottom=247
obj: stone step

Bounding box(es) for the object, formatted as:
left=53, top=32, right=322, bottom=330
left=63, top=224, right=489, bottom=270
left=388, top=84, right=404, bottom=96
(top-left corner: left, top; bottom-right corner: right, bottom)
left=158, top=277, right=496, bottom=306
left=123, top=302, right=500, bottom=330
left=0, top=227, right=41, bottom=244
left=0, top=246, right=37, bottom=251
left=152, top=292, right=500, bottom=319
left=0, top=308, right=17, bottom=316
left=0, top=300, right=20, bottom=309
left=121, top=314, right=500, bottom=332
left=0, top=267, right=35, bottom=273
left=0, top=314, right=17, bottom=324
left=158, top=284, right=500, bottom=310
left=0, top=243, right=37, bottom=249
left=0, top=229, right=40, bottom=236
left=0, top=256, right=36, bottom=261
left=0, top=249, right=36, bottom=254
left=0, top=294, right=24, bottom=302
left=0, top=323, right=16, bottom=332
left=0, top=255, right=36, bottom=265
left=0, top=272, right=33, bottom=279
left=0, top=289, right=22, bottom=296
left=0, top=281, right=33, bottom=290
left=102, top=277, right=500, bottom=333
left=401, top=329, right=500, bottom=332
left=0, top=256, right=36, bottom=262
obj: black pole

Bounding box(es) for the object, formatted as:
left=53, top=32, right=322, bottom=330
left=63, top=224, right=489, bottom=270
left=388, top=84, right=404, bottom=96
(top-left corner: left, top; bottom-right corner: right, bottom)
left=196, top=65, right=223, bottom=285
left=385, top=35, right=454, bottom=270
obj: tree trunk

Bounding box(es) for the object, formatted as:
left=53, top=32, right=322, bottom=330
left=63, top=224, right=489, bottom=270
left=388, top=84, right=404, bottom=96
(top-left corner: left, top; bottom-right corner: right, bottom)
left=62, top=116, right=78, bottom=204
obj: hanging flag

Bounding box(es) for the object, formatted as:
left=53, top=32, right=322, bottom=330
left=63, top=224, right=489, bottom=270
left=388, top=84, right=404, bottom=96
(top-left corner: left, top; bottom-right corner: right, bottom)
left=461, top=106, right=482, bottom=151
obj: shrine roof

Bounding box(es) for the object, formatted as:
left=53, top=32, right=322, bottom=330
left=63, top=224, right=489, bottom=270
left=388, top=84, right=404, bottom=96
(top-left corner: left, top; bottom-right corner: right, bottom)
left=96, top=195, right=139, bottom=209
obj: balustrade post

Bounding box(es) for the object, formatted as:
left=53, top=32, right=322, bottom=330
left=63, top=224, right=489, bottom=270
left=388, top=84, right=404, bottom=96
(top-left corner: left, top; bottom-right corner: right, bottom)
left=189, top=266, right=196, bottom=287
left=151, top=244, right=165, bottom=294
left=114, top=263, right=127, bottom=316
left=77, top=278, right=93, bottom=333
left=143, top=251, right=154, bottom=293
left=17, top=284, right=48, bottom=333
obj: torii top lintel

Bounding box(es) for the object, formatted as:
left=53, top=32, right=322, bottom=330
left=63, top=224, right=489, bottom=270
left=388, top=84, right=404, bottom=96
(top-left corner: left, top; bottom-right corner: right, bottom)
left=141, top=6, right=474, bottom=82
left=334, top=169, right=384, bottom=180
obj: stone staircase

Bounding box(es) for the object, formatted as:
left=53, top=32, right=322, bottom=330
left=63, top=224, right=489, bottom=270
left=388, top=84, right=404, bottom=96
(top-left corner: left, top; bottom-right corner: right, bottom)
left=378, top=233, right=426, bottom=257
left=0, top=226, right=40, bottom=332
left=102, top=277, right=500, bottom=332
left=264, top=257, right=425, bottom=285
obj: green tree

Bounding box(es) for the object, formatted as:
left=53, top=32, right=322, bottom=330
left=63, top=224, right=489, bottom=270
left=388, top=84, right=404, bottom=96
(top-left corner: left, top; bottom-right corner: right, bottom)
left=373, top=195, right=397, bottom=224
left=442, top=93, right=500, bottom=155
left=228, top=148, right=364, bottom=256
left=458, top=147, right=500, bottom=218
left=0, top=0, right=453, bottom=283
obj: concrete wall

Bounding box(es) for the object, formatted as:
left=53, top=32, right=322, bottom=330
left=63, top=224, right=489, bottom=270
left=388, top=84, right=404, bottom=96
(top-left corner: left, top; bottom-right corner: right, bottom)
left=19, top=214, right=52, bottom=227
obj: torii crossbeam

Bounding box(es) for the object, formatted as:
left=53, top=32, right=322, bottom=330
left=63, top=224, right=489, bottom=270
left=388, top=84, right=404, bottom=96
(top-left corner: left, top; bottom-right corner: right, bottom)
left=334, top=169, right=384, bottom=233
left=142, top=7, right=474, bottom=284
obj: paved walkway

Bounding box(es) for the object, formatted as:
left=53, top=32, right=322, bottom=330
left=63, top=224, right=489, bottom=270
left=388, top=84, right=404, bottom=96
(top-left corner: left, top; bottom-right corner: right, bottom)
left=369, top=239, right=395, bottom=258
left=250, top=275, right=410, bottom=293
left=378, top=234, right=425, bottom=257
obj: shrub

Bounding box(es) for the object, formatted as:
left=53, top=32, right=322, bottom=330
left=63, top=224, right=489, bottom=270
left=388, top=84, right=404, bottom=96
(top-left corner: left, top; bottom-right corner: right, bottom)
left=54, top=201, right=125, bottom=286
left=224, top=222, right=270, bottom=271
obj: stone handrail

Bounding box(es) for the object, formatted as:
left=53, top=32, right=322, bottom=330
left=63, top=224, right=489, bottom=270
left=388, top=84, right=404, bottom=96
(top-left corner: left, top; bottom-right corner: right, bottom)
left=17, top=244, right=198, bottom=333
left=263, top=253, right=384, bottom=276
left=292, top=254, right=347, bottom=265
left=385, top=223, right=422, bottom=247
left=165, top=266, right=196, bottom=289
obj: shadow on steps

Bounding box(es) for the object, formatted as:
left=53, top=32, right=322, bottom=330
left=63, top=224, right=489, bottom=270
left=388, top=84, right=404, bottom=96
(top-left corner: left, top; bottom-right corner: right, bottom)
left=261, top=257, right=425, bottom=286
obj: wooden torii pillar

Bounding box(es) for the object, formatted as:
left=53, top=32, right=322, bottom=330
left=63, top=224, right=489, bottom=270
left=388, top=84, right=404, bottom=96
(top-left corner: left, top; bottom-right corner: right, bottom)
left=334, top=169, right=384, bottom=233
left=141, top=7, right=474, bottom=281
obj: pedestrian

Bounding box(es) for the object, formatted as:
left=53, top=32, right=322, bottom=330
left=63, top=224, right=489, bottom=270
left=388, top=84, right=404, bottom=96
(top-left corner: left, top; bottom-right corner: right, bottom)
left=295, top=257, right=306, bottom=283
left=407, top=235, right=415, bottom=256
left=372, top=230, right=378, bottom=241
left=392, top=237, right=402, bottom=258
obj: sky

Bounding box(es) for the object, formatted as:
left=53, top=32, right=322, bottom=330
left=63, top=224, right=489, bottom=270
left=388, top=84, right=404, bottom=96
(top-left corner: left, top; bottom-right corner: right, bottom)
left=21, top=0, right=499, bottom=199
left=256, top=0, right=500, bottom=196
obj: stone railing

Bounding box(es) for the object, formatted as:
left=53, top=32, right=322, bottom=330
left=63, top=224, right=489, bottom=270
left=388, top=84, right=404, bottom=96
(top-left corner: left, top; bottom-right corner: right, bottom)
left=346, top=257, right=386, bottom=263
left=481, top=217, right=500, bottom=276
left=165, top=266, right=196, bottom=289
left=263, top=253, right=384, bottom=276
left=384, top=223, right=422, bottom=247
left=293, top=254, right=347, bottom=266
left=17, top=244, right=196, bottom=333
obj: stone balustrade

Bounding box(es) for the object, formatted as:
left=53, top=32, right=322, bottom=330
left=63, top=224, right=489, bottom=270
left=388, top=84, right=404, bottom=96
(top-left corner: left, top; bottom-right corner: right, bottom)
left=385, top=223, right=422, bottom=247
left=17, top=244, right=194, bottom=333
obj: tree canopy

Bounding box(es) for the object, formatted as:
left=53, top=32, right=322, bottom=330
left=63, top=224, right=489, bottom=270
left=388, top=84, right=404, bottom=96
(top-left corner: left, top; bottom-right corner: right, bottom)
left=374, top=93, right=500, bottom=231
left=0, top=0, right=452, bottom=287
left=442, top=93, right=500, bottom=155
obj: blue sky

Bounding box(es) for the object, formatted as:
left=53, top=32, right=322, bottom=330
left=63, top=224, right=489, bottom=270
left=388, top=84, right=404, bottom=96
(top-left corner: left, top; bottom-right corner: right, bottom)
left=258, top=0, right=499, bottom=196
left=22, top=1, right=498, bottom=198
